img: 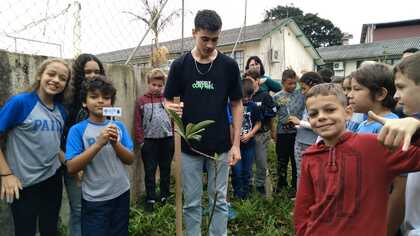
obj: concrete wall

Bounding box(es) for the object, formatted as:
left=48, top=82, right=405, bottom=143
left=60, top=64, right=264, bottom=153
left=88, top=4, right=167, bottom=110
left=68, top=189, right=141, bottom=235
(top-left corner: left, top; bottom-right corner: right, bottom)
left=0, top=51, right=147, bottom=235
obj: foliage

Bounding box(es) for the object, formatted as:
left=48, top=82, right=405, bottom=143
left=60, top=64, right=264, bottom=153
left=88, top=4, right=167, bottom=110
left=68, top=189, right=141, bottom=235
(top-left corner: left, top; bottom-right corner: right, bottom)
left=264, top=5, right=343, bottom=48
left=127, top=142, right=295, bottom=236
left=129, top=204, right=176, bottom=236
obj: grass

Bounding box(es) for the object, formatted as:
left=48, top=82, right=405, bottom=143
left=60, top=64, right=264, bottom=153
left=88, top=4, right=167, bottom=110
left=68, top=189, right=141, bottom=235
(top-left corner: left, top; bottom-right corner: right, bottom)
left=59, top=142, right=295, bottom=235
left=128, top=141, right=295, bottom=236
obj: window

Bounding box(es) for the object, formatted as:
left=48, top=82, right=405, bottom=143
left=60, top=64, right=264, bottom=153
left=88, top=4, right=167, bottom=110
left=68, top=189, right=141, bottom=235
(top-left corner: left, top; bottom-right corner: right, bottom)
left=224, top=51, right=244, bottom=71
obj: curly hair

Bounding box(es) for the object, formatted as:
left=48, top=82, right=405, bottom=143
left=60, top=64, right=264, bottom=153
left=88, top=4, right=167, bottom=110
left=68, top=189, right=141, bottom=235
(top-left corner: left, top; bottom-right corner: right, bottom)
left=71, top=53, right=106, bottom=106
left=68, top=54, right=106, bottom=123
left=80, top=75, right=116, bottom=106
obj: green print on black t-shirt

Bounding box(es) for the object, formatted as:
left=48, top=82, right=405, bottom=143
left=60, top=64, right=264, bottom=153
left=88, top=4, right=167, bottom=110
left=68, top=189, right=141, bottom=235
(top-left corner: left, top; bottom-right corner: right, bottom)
left=191, top=80, right=215, bottom=90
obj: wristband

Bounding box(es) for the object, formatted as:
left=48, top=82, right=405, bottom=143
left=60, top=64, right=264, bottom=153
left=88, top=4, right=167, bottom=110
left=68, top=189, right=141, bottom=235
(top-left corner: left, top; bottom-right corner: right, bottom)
left=0, top=173, right=12, bottom=177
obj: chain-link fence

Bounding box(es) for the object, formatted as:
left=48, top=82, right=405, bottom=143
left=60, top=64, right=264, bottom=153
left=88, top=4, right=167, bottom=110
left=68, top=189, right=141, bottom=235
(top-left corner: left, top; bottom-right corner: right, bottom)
left=0, top=0, right=183, bottom=60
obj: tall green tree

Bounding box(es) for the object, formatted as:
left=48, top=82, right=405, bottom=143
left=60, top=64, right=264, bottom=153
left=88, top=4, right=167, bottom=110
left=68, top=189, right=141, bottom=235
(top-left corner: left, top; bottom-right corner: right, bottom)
left=264, top=5, right=343, bottom=48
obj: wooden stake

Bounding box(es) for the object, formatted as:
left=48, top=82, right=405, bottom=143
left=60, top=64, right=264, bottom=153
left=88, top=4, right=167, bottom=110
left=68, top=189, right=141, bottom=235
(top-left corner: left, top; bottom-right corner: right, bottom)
left=173, top=97, right=183, bottom=236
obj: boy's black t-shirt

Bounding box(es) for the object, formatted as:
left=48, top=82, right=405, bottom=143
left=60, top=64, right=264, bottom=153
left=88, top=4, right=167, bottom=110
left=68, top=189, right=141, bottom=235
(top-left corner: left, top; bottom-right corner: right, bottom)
left=241, top=101, right=263, bottom=148
left=252, top=89, right=277, bottom=133
left=164, top=51, right=243, bottom=156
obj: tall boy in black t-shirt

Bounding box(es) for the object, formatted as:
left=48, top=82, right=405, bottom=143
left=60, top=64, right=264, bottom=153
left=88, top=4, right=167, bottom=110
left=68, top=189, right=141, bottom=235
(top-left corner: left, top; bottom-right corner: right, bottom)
left=164, top=10, right=243, bottom=236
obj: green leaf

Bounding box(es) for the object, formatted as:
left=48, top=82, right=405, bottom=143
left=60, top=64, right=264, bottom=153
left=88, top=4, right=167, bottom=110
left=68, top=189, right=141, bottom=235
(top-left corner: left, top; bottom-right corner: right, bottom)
left=188, top=134, right=202, bottom=142
left=166, top=108, right=184, bottom=134
left=186, top=128, right=205, bottom=140
left=190, top=120, right=215, bottom=134
left=185, top=123, right=194, bottom=136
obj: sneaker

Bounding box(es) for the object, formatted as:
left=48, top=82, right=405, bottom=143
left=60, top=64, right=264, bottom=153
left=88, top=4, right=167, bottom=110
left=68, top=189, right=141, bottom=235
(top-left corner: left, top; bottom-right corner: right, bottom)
left=145, top=200, right=155, bottom=212
left=160, top=197, right=167, bottom=204
left=227, top=203, right=237, bottom=220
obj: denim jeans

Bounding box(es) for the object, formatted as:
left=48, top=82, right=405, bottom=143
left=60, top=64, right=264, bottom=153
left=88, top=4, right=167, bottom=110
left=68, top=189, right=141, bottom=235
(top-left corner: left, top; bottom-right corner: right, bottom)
left=182, top=152, right=229, bottom=236
left=64, top=170, right=82, bottom=236
left=294, top=142, right=311, bottom=188
left=232, top=142, right=255, bottom=199
left=81, top=190, right=130, bottom=236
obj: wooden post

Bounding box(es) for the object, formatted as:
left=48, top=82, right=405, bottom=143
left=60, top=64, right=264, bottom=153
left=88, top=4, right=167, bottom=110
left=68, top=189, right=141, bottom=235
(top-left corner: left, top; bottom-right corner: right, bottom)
left=173, top=97, right=183, bottom=236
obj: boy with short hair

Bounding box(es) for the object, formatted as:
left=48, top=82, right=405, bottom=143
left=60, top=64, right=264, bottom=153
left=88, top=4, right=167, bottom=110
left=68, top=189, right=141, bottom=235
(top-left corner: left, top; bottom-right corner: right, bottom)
left=294, top=83, right=420, bottom=236
left=273, top=69, right=305, bottom=193
left=231, top=78, right=262, bottom=199
left=65, top=76, right=135, bottom=236
left=245, top=69, right=277, bottom=196
left=134, top=68, right=173, bottom=211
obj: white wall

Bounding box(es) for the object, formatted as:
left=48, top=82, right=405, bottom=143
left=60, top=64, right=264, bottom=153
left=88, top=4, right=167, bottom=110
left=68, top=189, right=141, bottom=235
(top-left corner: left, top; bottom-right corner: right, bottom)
left=345, top=61, right=358, bottom=77
left=283, top=27, right=315, bottom=76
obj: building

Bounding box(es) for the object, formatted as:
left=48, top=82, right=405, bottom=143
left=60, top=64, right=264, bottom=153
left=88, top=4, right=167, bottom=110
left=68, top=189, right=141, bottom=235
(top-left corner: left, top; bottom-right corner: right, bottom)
left=98, top=18, right=323, bottom=80
left=318, top=18, right=420, bottom=77
left=361, top=19, right=420, bottom=43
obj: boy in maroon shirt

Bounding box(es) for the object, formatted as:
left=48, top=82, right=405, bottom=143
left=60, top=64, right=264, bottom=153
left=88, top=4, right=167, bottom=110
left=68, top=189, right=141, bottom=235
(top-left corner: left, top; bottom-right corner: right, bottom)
left=293, top=83, right=420, bottom=236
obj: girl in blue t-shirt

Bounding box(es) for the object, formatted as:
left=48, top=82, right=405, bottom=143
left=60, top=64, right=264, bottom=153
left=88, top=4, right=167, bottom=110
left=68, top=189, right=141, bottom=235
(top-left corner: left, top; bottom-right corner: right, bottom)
left=348, top=62, right=403, bottom=235
left=0, top=58, right=71, bottom=236
left=348, top=63, right=399, bottom=134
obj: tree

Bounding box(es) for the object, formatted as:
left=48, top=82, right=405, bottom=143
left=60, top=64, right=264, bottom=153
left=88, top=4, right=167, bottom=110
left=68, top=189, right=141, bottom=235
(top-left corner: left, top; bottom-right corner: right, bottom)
left=123, top=0, right=182, bottom=67
left=264, top=5, right=343, bottom=48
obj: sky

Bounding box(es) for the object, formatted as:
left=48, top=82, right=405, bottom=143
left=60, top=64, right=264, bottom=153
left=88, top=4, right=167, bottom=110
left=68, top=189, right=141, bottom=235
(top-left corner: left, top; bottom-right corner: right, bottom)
left=1, top=0, right=419, bottom=58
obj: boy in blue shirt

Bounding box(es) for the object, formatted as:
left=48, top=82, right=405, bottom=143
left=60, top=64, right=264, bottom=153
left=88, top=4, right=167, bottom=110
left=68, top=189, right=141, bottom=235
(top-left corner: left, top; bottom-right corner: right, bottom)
left=231, top=78, right=262, bottom=199
left=65, top=76, right=134, bottom=236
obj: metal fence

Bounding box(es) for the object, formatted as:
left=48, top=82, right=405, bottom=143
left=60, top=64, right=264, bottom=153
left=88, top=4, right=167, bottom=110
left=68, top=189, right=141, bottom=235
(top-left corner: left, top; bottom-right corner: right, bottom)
left=0, top=0, right=179, bottom=60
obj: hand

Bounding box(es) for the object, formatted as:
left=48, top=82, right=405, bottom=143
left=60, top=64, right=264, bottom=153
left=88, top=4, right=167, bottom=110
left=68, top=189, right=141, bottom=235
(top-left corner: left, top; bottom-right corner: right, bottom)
left=1, top=175, right=22, bottom=203
left=240, top=133, right=252, bottom=143
left=288, top=116, right=300, bottom=125
left=97, top=124, right=117, bottom=146
left=258, top=78, right=267, bottom=85
left=75, top=171, right=84, bottom=187
left=368, top=111, right=420, bottom=151
left=271, top=131, right=277, bottom=141
left=165, top=101, right=184, bottom=117
left=228, top=145, right=241, bottom=166
left=107, top=124, right=119, bottom=143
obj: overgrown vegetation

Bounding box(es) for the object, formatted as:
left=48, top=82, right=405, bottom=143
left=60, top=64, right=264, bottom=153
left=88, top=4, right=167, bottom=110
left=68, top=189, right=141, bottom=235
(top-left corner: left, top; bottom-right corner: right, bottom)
left=128, top=142, right=295, bottom=236
left=58, top=136, right=295, bottom=236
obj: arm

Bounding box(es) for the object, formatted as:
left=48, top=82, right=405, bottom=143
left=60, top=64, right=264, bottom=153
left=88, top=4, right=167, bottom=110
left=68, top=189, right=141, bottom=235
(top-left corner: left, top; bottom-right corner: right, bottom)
left=66, top=143, right=104, bottom=175
left=294, top=157, right=315, bottom=236
left=111, top=142, right=134, bottom=165
left=134, top=98, right=145, bottom=145
left=229, top=99, right=243, bottom=165
left=270, top=118, right=276, bottom=140
left=164, top=98, right=183, bottom=117
left=369, top=111, right=420, bottom=151
left=0, top=135, right=22, bottom=203
left=386, top=176, right=407, bottom=236
left=66, top=125, right=112, bottom=174
left=241, top=121, right=261, bottom=143
left=263, top=76, right=282, bottom=93
left=299, top=120, right=312, bottom=129
left=110, top=123, right=134, bottom=165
